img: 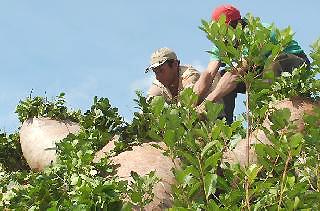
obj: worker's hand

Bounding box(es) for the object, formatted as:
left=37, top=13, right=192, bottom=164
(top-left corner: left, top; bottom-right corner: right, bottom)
left=205, top=69, right=239, bottom=102
left=215, top=70, right=239, bottom=94
left=236, top=59, right=248, bottom=75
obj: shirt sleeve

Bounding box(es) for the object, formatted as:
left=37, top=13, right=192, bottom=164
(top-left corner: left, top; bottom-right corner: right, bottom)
left=210, top=44, right=220, bottom=61
left=181, top=66, right=200, bottom=88
left=147, top=80, right=173, bottom=103
left=147, top=80, right=163, bottom=98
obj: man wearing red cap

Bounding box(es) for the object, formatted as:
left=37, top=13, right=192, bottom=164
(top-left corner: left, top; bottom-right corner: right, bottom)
left=211, top=4, right=241, bottom=26
left=193, top=4, right=310, bottom=124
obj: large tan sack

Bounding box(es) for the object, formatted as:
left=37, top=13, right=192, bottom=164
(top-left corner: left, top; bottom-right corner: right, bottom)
left=20, top=117, right=176, bottom=209
left=95, top=140, right=177, bottom=211
left=223, top=97, right=319, bottom=167
left=19, top=117, right=80, bottom=171
left=266, top=97, right=319, bottom=132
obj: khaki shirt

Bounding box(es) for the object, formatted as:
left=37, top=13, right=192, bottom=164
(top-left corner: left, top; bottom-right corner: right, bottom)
left=147, top=65, right=199, bottom=103
left=147, top=65, right=220, bottom=104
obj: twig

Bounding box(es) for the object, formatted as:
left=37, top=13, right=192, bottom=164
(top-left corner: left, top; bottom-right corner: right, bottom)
left=245, top=84, right=252, bottom=166
left=278, top=151, right=291, bottom=210
left=245, top=176, right=251, bottom=211
left=245, top=82, right=252, bottom=211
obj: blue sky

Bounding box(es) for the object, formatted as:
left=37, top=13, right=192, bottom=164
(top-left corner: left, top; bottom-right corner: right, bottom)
left=1, top=1, right=320, bottom=132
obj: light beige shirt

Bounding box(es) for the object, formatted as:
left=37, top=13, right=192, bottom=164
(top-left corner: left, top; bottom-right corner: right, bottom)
left=148, top=65, right=220, bottom=104
left=148, top=65, right=223, bottom=117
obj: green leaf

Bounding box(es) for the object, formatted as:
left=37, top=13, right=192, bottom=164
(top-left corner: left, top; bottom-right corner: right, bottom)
left=230, top=120, right=242, bottom=132
left=193, top=128, right=207, bottom=139
left=204, top=152, right=222, bottom=171
left=281, top=71, right=292, bottom=77
left=204, top=174, right=217, bottom=200
left=120, top=202, right=133, bottom=211
left=286, top=175, right=295, bottom=187
left=211, top=125, right=221, bottom=140
left=247, top=164, right=263, bottom=185
left=188, top=181, right=201, bottom=198
left=207, top=199, right=220, bottom=210
left=293, top=196, right=300, bottom=209
left=201, top=140, right=218, bottom=159
left=228, top=134, right=242, bottom=150
left=70, top=174, right=79, bottom=186
left=130, top=192, right=142, bottom=204
left=130, top=171, right=140, bottom=181
left=289, top=133, right=304, bottom=149
left=269, top=108, right=291, bottom=130
left=176, top=165, right=200, bottom=182
left=180, top=151, right=199, bottom=168
left=147, top=129, right=162, bottom=142
left=150, top=96, right=165, bottom=116
left=179, top=88, right=198, bottom=108
left=164, top=129, right=176, bottom=147
left=168, top=207, right=190, bottom=211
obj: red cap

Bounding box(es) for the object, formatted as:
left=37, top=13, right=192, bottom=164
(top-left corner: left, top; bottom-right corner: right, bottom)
left=212, top=4, right=241, bottom=24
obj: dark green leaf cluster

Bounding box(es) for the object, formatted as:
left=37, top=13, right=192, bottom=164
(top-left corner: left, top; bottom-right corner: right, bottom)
left=1, top=87, right=320, bottom=210
left=1, top=93, right=162, bottom=210
left=114, top=91, right=154, bottom=152
left=270, top=66, right=319, bottom=100
left=1, top=96, right=128, bottom=210
left=198, top=13, right=320, bottom=210
left=81, top=96, right=123, bottom=133
left=1, top=14, right=319, bottom=209
left=200, top=14, right=291, bottom=75
left=1, top=132, right=125, bottom=210
left=200, top=13, right=319, bottom=129
left=126, top=171, right=159, bottom=209
left=81, top=96, right=125, bottom=152
left=310, top=39, right=320, bottom=70
left=250, top=108, right=320, bottom=210
left=15, top=92, right=82, bottom=123
left=0, top=132, right=29, bottom=171
left=146, top=89, right=247, bottom=210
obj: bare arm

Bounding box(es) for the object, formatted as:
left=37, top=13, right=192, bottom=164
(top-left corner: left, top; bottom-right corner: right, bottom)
left=204, top=58, right=248, bottom=103
left=193, top=60, right=220, bottom=104
left=205, top=69, right=239, bottom=102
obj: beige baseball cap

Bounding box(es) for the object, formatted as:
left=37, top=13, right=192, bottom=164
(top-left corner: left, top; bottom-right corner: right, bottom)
left=145, top=47, right=177, bottom=73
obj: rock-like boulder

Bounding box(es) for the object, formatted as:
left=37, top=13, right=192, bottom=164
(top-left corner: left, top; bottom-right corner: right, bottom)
left=223, top=97, right=319, bottom=167
left=95, top=140, right=177, bottom=211
left=19, top=117, right=80, bottom=171
left=267, top=97, right=319, bottom=132
left=20, top=117, right=176, bottom=210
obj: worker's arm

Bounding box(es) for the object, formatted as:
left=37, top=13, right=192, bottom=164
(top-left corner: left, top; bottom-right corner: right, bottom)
left=205, top=69, right=241, bottom=103
left=193, top=60, right=220, bottom=104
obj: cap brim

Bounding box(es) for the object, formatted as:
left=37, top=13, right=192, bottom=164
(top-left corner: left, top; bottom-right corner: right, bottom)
left=145, top=60, right=166, bottom=73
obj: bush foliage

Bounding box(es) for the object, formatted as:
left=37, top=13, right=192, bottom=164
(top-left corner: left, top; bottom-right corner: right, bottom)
left=1, top=14, right=319, bottom=210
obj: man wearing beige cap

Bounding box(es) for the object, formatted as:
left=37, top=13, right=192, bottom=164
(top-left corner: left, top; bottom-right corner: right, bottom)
left=194, top=4, right=310, bottom=124
left=146, top=47, right=220, bottom=106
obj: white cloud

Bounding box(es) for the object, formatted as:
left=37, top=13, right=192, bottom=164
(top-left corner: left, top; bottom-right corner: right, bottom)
left=130, top=74, right=155, bottom=94
left=65, top=76, right=99, bottom=110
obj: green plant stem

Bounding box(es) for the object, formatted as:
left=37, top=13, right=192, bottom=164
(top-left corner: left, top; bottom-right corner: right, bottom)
left=317, top=154, right=320, bottom=192
left=245, top=83, right=252, bottom=211
left=245, top=85, right=251, bottom=166
left=278, top=151, right=291, bottom=210
left=316, top=154, right=320, bottom=207
left=197, top=156, right=208, bottom=205
left=245, top=177, right=251, bottom=211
